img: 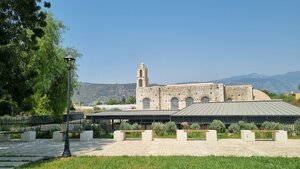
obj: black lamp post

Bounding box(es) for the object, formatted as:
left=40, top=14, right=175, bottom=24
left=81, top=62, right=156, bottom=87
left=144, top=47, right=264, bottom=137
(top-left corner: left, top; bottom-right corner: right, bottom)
left=62, top=55, right=75, bottom=158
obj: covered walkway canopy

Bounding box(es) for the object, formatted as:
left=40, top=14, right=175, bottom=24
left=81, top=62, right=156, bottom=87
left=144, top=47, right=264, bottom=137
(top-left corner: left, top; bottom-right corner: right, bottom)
left=171, top=100, right=300, bottom=124
left=86, top=100, right=300, bottom=125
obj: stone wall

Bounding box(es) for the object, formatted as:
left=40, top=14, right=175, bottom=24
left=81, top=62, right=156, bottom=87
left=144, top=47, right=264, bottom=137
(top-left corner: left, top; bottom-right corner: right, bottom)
left=136, top=83, right=227, bottom=110
left=224, top=85, right=253, bottom=101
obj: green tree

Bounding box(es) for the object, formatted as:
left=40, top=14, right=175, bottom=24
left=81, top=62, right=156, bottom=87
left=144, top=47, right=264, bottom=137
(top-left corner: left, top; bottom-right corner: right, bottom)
left=29, top=14, right=80, bottom=116
left=107, top=99, right=119, bottom=105
left=126, top=96, right=136, bottom=104
left=96, top=101, right=103, bottom=105
left=0, top=0, right=51, bottom=115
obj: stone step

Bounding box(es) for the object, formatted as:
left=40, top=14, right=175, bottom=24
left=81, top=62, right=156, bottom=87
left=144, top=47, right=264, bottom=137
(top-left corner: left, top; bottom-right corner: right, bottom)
left=0, top=156, right=44, bottom=162
left=0, top=161, right=29, bottom=167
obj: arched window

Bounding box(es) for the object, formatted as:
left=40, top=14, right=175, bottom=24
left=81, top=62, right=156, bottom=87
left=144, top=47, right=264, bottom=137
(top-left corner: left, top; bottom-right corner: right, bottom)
left=171, top=97, right=179, bottom=110
left=139, top=70, right=143, bottom=77
left=143, top=98, right=150, bottom=110
left=185, top=97, right=194, bottom=107
left=138, top=79, right=143, bottom=87
left=201, top=96, right=210, bottom=103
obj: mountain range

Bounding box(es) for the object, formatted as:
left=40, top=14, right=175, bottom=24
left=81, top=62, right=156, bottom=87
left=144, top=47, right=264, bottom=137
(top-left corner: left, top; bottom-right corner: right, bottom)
left=72, top=71, right=300, bottom=105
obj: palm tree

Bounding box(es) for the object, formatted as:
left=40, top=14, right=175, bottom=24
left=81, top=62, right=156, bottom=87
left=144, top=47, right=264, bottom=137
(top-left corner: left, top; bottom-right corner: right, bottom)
left=298, top=84, right=300, bottom=91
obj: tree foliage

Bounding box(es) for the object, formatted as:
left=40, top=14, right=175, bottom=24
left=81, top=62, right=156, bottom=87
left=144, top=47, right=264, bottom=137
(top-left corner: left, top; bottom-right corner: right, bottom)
left=0, top=0, right=51, bottom=115
left=29, top=14, right=80, bottom=116
left=106, top=96, right=136, bottom=105
left=0, top=0, right=50, bottom=46
left=0, top=6, right=80, bottom=116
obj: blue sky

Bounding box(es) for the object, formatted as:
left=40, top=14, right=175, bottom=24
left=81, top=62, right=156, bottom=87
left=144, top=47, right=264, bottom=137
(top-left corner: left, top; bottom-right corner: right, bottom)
left=49, top=0, right=300, bottom=84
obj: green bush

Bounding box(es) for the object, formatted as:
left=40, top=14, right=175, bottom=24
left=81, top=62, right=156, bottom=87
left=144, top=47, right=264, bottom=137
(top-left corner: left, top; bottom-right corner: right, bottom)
left=238, top=121, right=257, bottom=130
left=98, top=121, right=110, bottom=134
left=294, top=119, right=300, bottom=135
left=228, top=123, right=240, bottom=134
left=209, top=120, right=226, bottom=133
left=261, top=121, right=281, bottom=130
left=73, top=124, right=82, bottom=131
left=35, top=126, right=61, bottom=139
left=119, top=122, right=132, bottom=130
left=190, top=123, right=200, bottom=130
left=132, top=123, right=142, bottom=130
left=165, top=122, right=177, bottom=135
left=151, top=122, right=166, bottom=136
left=83, top=123, right=93, bottom=130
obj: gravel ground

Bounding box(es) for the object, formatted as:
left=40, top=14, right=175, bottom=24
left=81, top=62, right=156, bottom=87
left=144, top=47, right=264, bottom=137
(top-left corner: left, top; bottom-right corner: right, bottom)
left=0, top=139, right=300, bottom=157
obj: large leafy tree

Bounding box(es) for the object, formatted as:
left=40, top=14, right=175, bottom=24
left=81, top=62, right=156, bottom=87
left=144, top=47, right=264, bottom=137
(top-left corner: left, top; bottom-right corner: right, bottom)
left=0, top=1, right=80, bottom=116
left=30, top=14, right=80, bottom=116
left=0, top=0, right=50, bottom=114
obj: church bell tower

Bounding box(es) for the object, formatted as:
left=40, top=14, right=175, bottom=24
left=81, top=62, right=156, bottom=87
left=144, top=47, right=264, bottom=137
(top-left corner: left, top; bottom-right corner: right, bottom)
left=137, top=63, right=149, bottom=88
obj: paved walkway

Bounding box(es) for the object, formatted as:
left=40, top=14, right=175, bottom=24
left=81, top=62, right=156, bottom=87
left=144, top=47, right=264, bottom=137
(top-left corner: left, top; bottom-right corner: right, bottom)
left=1, top=139, right=300, bottom=158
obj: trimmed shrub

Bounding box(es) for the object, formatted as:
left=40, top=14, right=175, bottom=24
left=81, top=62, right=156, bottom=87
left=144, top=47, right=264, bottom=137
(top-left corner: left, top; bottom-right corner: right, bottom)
left=91, top=122, right=112, bottom=138
left=99, top=121, right=110, bottom=134
left=83, top=123, right=93, bottom=130
left=0, top=125, right=10, bottom=131
left=261, top=121, right=281, bottom=130
left=294, top=119, right=300, bottom=135
left=190, top=123, right=200, bottom=130
left=73, top=124, right=82, bottom=131
left=238, top=121, right=257, bottom=130
left=209, top=120, right=226, bottom=133
left=228, top=123, right=240, bottom=134
left=35, top=126, right=61, bottom=139
left=165, top=122, right=177, bottom=135
left=119, top=122, right=132, bottom=130
left=132, top=123, right=142, bottom=130
left=151, top=122, right=166, bottom=136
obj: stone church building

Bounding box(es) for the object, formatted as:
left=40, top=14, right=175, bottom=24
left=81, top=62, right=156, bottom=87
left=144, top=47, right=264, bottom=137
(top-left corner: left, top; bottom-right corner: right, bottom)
left=136, top=63, right=270, bottom=110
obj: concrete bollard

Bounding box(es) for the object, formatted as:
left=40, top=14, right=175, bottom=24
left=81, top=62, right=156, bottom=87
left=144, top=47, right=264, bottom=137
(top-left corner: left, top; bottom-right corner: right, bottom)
left=142, top=130, right=153, bottom=141
left=80, top=131, right=93, bottom=141
left=241, top=130, right=255, bottom=142
left=114, top=130, right=125, bottom=141
left=206, top=130, right=217, bottom=141
left=0, top=134, right=10, bottom=141
left=21, top=131, right=36, bottom=142
left=176, top=130, right=187, bottom=141
left=274, top=130, right=288, bottom=142
left=53, top=131, right=65, bottom=142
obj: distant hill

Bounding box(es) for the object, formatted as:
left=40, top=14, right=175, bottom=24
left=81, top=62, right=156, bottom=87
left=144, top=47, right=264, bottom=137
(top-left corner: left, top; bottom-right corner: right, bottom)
left=73, top=71, right=300, bottom=105
left=213, top=71, right=300, bottom=94
left=72, top=83, right=136, bottom=105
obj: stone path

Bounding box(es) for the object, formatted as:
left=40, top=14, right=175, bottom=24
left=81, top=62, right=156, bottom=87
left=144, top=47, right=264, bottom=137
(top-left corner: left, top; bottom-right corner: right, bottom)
left=0, top=138, right=300, bottom=168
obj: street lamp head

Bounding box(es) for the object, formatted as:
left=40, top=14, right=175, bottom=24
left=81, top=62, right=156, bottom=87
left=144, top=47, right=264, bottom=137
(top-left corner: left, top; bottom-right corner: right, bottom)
left=64, top=55, right=76, bottom=69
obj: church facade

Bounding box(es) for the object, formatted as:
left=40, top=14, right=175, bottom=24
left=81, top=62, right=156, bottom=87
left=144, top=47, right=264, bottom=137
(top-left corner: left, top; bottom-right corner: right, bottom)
left=136, top=63, right=270, bottom=110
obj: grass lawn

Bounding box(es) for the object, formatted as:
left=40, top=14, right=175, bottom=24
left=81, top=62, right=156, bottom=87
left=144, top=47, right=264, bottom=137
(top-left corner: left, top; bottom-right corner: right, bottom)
left=22, top=156, right=300, bottom=169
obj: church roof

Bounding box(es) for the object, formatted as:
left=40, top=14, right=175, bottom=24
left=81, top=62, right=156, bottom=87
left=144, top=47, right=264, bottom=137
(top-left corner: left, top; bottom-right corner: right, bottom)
left=172, top=100, right=300, bottom=116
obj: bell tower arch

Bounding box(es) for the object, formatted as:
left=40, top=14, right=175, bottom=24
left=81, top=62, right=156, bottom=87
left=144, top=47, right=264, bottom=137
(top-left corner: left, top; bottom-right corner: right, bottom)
left=136, top=63, right=149, bottom=88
